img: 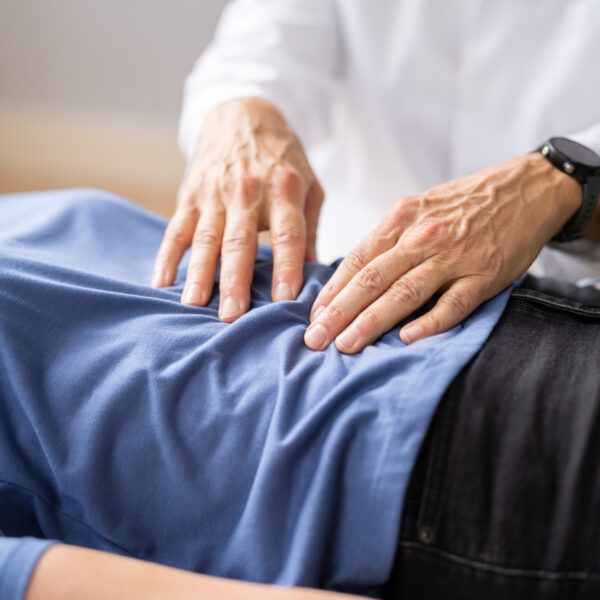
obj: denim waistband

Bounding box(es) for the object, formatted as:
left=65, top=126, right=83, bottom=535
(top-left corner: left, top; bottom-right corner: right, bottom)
left=386, top=274, right=600, bottom=600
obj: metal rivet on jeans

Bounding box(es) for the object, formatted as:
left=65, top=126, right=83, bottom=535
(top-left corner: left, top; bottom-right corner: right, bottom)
left=417, top=526, right=434, bottom=544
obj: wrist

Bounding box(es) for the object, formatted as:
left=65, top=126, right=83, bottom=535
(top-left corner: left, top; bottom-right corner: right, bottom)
left=207, top=97, right=289, bottom=134
left=527, top=151, right=583, bottom=234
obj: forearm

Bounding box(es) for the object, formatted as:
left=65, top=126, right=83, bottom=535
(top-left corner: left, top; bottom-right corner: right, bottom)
left=27, top=545, right=359, bottom=600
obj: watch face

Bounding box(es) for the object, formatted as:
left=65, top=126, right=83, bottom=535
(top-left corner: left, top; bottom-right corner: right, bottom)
left=551, top=136, right=600, bottom=168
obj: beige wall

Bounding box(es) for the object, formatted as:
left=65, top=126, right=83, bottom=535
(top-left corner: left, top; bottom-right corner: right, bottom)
left=0, top=0, right=228, bottom=217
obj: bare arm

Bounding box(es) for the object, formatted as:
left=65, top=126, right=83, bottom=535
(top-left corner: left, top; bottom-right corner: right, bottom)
left=27, top=545, right=361, bottom=600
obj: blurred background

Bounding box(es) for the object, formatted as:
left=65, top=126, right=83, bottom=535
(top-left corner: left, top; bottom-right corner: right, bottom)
left=0, top=0, right=228, bottom=217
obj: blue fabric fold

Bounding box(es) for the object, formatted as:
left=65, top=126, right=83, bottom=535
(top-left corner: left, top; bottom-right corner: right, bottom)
left=0, top=189, right=515, bottom=596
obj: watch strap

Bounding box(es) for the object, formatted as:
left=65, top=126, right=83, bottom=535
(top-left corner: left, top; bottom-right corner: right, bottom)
left=552, top=175, right=600, bottom=243
left=537, top=138, right=600, bottom=243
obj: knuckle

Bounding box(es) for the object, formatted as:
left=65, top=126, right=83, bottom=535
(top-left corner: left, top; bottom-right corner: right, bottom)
left=237, top=174, right=262, bottom=195
left=177, top=179, right=201, bottom=207
left=325, top=302, right=347, bottom=327
left=222, top=231, right=255, bottom=253
left=199, top=177, right=222, bottom=203
left=355, top=264, right=385, bottom=293
left=164, top=224, right=189, bottom=248
left=344, top=248, right=369, bottom=272
left=442, top=292, right=470, bottom=320
left=274, top=259, right=299, bottom=279
left=403, top=219, right=446, bottom=249
left=316, top=283, right=337, bottom=306
left=226, top=173, right=262, bottom=203
left=389, top=276, right=422, bottom=306
left=237, top=173, right=262, bottom=193
left=272, top=167, right=304, bottom=194
left=387, top=203, right=407, bottom=224
left=192, top=227, right=220, bottom=248
left=271, top=226, right=304, bottom=248
left=356, top=309, right=382, bottom=333
left=388, top=196, right=417, bottom=223
left=219, top=272, right=246, bottom=292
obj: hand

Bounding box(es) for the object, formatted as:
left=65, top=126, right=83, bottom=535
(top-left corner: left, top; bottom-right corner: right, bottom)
left=304, top=153, right=582, bottom=353
left=152, top=97, right=323, bottom=322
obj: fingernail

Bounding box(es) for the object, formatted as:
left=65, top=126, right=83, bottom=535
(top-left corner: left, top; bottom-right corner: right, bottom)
left=336, top=326, right=359, bottom=352
left=304, top=323, right=329, bottom=351
left=311, top=305, right=325, bottom=322
left=401, top=323, right=423, bottom=344
left=220, top=296, right=242, bottom=320
left=275, top=282, right=293, bottom=302
left=182, top=283, right=205, bottom=305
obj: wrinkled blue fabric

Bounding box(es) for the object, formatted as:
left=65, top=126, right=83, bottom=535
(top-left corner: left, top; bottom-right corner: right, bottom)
left=0, top=189, right=514, bottom=598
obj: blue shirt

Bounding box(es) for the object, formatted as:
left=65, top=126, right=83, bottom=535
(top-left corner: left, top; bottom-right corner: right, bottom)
left=0, top=189, right=515, bottom=598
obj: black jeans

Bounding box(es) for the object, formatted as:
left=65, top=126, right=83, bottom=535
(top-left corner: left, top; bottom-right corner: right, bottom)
left=386, top=275, right=600, bottom=600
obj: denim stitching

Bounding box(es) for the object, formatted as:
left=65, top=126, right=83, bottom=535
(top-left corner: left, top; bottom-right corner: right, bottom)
left=511, top=289, right=600, bottom=318
left=414, top=390, right=459, bottom=545
left=400, top=541, right=600, bottom=582
left=511, top=300, right=600, bottom=324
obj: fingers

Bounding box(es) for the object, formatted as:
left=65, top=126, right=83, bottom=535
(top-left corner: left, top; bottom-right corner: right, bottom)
left=270, top=201, right=306, bottom=301
left=268, top=172, right=308, bottom=304
left=304, top=255, right=442, bottom=353
left=334, top=261, right=448, bottom=353
left=152, top=204, right=198, bottom=288
left=305, top=248, right=411, bottom=350
left=181, top=201, right=226, bottom=306
left=269, top=167, right=314, bottom=301
left=308, top=197, right=420, bottom=320
left=304, top=182, right=324, bottom=263
left=309, top=231, right=397, bottom=321
left=218, top=208, right=259, bottom=322
left=399, top=278, right=482, bottom=344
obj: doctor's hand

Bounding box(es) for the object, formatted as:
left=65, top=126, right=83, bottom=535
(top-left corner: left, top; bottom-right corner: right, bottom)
left=152, top=97, right=323, bottom=321
left=305, top=153, right=582, bottom=353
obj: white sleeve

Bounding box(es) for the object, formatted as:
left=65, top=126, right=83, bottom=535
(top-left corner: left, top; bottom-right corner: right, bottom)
left=529, top=239, right=600, bottom=288
left=179, top=0, right=342, bottom=163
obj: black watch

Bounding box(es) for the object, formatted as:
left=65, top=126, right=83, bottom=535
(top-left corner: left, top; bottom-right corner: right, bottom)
left=536, top=136, right=600, bottom=243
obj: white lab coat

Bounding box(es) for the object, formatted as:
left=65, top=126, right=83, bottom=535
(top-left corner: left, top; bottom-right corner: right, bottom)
left=180, top=0, right=600, bottom=280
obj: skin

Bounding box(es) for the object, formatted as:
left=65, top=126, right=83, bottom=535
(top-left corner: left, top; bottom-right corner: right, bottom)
left=153, top=97, right=594, bottom=352
left=26, top=545, right=362, bottom=600
left=304, top=152, right=585, bottom=353
left=152, top=97, right=323, bottom=322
